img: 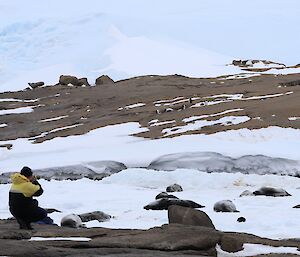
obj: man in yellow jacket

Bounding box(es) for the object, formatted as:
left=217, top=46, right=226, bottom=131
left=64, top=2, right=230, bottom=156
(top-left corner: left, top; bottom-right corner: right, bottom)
left=9, top=166, right=48, bottom=230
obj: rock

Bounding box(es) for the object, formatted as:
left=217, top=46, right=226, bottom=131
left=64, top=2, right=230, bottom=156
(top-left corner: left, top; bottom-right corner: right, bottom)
left=166, top=183, right=183, bottom=192
left=168, top=205, right=215, bottom=229
left=0, top=144, right=13, bottom=150
left=59, top=75, right=80, bottom=86
left=0, top=230, right=32, bottom=240
left=240, top=190, right=254, bottom=197
left=61, top=214, right=84, bottom=228
left=78, top=77, right=90, bottom=87
left=155, top=192, right=179, bottom=200
left=293, top=204, right=300, bottom=208
left=253, top=186, right=291, bottom=197
left=95, top=75, right=114, bottom=85
left=144, top=198, right=204, bottom=210
left=213, top=200, right=239, bottom=212
left=147, top=152, right=300, bottom=176
left=28, top=81, right=44, bottom=89
left=237, top=217, right=246, bottom=222
left=220, top=235, right=244, bottom=253
left=78, top=211, right=111, bottom=222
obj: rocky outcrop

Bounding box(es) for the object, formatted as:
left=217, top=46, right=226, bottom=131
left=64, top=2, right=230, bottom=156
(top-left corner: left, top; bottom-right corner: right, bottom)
left=148, top=152, right=300, bottom=177
left=168, top=205, right=215, bottom=229
left=0, top=160, right=127, bottom=183
left=95, top=75, right=114, bottom=85
left=59, top=75, right=90, bottom=87
left=28, top=81, right=44, bottom=89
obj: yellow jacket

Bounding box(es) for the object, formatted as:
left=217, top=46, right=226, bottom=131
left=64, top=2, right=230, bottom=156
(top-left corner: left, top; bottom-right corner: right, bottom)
left=10, top=173, right=41, bottom=197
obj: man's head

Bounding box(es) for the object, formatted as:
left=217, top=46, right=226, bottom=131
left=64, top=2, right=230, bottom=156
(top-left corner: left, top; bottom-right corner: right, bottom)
left=20, top=166, right=33, bottom=178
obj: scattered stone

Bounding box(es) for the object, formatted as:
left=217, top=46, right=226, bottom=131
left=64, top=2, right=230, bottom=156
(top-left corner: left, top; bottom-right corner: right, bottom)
left=59, top=75, right=80, bottom=86
left=253, top=186, right=291, bottom=197
left=78, top=211, right=111, bottom=222
left=279, top=80, right=300, bottom=87
left=166, top=183, right=183, bottom=192
left=78, top=77, right=90, bottom=87
left=28, top=81, right=44, bottom=89
left=240, top=190, right=254, bottom=197
left=155, top=192, right=179, bottom=200
left=237, top=217, right=246, bottom=222
left=168, top=205, right=215, bottom=229
left=144, top=198, right=204, bottom=210
left=95, top=75, right=114, bottom=85
left=220, top=235, right=244, bottom=253
left=61, top=214, right=84, bottom=228
left=213, top=200, right=239, bottom=213
left=293, top=204, right=300, bottom=208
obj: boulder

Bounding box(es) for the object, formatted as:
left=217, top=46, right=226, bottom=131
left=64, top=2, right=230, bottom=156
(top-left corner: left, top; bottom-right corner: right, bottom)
left=78, top=211, right=111, bottom=222
left=95, top=75, right=114, bottom=85
left=155, top=192, right=179, bottom=200
left=78, top=77, right=90, bottom=87
left=166, top=183, right=183, bottom=192
left=168, top=205, right=215, bottom=229
left=213, top=200, right=239, bottom=212
left=220, top=235, right=244, bottom=253
left=61, top=214, right=84, bottom=228
left=237, top=217, right=246, bottom=222
left=28, top=81, right=44, bottom=89
left=144, top=198, right=204, bottom=210
left=59, top=75, right=80, bottom=86
left=253, top=186, right=291, bottom=197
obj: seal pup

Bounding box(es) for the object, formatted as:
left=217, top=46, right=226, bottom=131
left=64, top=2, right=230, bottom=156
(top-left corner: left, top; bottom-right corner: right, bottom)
left=213, top=200, right=239, bottom=212
left=144, top=198, right=204, bottom=210
left=253, top=186, right=291, bottom=197
left=61, top=214, right=85, bottom=228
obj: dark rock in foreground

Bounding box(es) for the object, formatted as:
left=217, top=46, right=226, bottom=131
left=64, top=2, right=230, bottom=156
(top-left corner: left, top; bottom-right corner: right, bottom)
left=1, top=219, right=300, bottom=257
left=168, top=205, right=215, bottom=229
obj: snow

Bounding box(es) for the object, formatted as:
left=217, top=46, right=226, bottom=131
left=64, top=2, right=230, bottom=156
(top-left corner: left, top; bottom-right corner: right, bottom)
left=118, top=103, right=145, bottom=110
left=162, top=116, right=251, bottom=136
left=0, top=124, right=7, bottom=128
left=29, top=237, right=91, bottom=242
left=1, top=123, right=300, bottom=172
left=2, top=168, right=300, bottom=239
left=0, top=106, right=34, bottom=115
left=38, top=115, right=69, bottom=123
left=1, top=0, right=300, bottom=92
left=216, top=244, right=300, bottom=256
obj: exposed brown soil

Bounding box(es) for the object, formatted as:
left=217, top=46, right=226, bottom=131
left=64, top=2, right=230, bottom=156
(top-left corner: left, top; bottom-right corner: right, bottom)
left=0, top=73, right=300, bottom=146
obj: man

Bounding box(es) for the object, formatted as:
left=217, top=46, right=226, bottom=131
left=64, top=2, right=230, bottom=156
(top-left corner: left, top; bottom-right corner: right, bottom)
left=9, top=166, right=49, bottom=230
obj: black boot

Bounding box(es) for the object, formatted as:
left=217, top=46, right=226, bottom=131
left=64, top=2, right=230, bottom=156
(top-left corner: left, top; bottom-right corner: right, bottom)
left=16, top=218, right=33, bottom=230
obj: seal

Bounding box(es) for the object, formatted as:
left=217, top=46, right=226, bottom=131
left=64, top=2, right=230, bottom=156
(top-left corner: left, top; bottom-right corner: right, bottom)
left=253, top=186, right=291, bottom=197
left=155, top=192, right=179, bottom=200
left=144, top=198, right=204, bottom=210
left=78, top=211, right=111, bottom=222
left=61, top=214, right=85, bottom=228
left=213, top=200, right=239, bottom=212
